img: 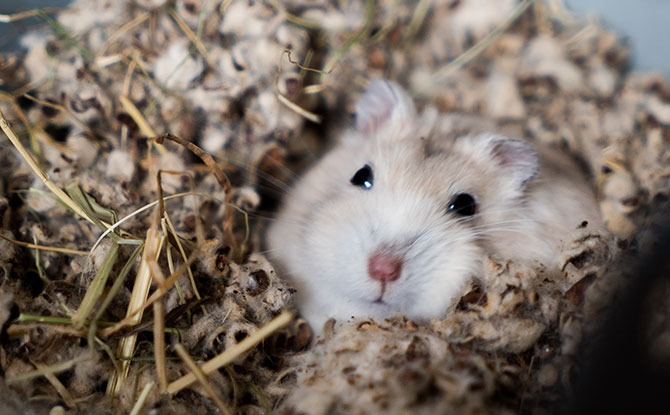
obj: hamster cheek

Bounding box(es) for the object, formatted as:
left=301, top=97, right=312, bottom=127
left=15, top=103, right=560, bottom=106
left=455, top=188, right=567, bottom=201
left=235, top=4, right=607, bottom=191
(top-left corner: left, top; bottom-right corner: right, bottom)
left=402, top=232, right=483, bottom=320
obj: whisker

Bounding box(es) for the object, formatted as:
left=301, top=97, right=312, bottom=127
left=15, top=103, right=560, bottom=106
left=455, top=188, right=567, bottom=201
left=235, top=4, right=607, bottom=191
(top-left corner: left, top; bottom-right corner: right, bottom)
left=252, top=214, right=313, bottom=233
left=225, top=156, right=295, bottom=194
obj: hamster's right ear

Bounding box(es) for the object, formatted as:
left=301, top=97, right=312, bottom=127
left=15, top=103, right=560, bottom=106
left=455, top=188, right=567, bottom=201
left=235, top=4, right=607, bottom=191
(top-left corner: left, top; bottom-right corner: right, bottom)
left=355, top=79, right=416, bottom=136
left=477, top=133, right=540, bottom=190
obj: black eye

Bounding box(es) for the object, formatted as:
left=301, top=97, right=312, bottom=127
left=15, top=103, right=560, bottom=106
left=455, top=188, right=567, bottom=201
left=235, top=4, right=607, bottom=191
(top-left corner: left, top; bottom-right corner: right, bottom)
left=447, top=193, right=477, bottom=216
left=350, top=164, right=374, bottom=189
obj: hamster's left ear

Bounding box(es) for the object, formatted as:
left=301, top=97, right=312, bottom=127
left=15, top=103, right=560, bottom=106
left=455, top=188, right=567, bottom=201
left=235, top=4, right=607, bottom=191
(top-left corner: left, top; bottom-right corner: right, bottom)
left=355, top=78, right=416, bottom=136
left=478, top=133, right=539, bottom=189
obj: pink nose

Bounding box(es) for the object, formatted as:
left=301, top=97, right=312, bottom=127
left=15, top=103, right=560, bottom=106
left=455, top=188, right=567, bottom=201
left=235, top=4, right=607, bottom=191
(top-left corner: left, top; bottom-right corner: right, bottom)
left=368, top=251, right=403, bottom=282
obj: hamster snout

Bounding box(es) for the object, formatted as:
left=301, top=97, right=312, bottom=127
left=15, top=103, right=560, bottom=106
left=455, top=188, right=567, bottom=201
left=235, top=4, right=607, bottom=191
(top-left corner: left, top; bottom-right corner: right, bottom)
left=267, top=78, right=604, bottom=333
left=368, top=249, right=403, bottom=284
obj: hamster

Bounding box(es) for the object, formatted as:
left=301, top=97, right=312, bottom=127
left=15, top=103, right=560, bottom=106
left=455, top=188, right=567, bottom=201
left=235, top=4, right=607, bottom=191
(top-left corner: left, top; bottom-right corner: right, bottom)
left=267, top=78, right=604, bottom=332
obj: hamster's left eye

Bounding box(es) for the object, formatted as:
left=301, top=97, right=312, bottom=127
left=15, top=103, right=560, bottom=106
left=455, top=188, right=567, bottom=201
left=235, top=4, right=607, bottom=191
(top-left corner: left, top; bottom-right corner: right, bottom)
left=447, top=193, right=477, bottom=216
left=350, top=164, right=374, bottom=190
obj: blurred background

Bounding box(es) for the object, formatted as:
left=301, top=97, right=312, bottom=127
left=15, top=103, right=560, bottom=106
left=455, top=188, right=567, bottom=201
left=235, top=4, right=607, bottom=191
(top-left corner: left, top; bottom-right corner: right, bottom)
left=565, top=0, right=670, bottom=77
left=1, top=0, right=669, bottom=77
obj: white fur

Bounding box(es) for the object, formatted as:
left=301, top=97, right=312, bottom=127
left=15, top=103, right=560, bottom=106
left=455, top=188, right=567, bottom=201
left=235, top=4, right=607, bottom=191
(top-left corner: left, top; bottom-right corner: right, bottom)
left=268, top=79, right=603, bottom=332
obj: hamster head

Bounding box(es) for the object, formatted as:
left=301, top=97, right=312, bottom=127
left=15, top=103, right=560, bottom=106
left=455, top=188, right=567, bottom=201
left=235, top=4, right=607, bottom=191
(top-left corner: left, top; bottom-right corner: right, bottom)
left=267, top=79, right=540, bottom=332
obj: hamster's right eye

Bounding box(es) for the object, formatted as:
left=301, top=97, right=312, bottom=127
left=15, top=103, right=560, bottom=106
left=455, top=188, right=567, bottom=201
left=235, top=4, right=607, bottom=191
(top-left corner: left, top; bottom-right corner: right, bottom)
left=447, top=193, right=477, bottom=216
left=350, top=164, right=374, bottom=190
